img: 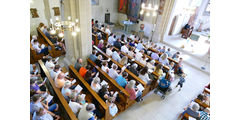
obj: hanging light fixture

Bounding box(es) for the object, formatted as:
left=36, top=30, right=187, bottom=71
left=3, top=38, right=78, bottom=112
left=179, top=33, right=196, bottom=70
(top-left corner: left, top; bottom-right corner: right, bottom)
left=140, top=0, right=159, bottom=17
left=49, top=16, right=80, bottom=37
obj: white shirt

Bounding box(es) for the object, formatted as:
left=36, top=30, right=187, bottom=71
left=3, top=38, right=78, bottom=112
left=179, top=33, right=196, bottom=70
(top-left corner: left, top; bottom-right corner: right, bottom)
left=135, top=52, right=143, bottom=61
left=129, top=35, right=135, bottom=40
left=147, top=63, right=155, bottom=71
left=91, top=82, right=102, bottom=93
left=69, top=100, right=82, bottom=116
left=108, top=36, right=115, bottom=45
left=121, top=45, right=129, bottom=53
left=105, top=28, right=111, bottom=35
left=127, top=51, right=135, bottom=58
left=50, top=69, right=61, bottom=80
left=101, top=66, right=109, bottom=73
left=61, top=87, right=72, bottom=99
left=140, top=59, right=147, bottom=66
left=112, top=51, right=121, bottom=62
left=32, top=44, right=41, bottom=53
left=45, top=61, right=55, bottom=71
left=106, top=48, right=113, bottom=56
left=159, top=58, right=169, bottom=66
left=78, top=104, right=94, bottom=120
left=31, top=39, right=39, bottom=46
left=139, top=73, right=151, bottom=83
left=108, top=68, right=118, bottom=80
left=136, top=43, right=145, bottom=51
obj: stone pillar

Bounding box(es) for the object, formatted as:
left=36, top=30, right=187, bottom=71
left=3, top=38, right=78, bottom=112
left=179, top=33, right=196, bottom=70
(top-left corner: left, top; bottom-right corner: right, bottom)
left=43, top=0, right=51, bottom=25
left=60, top=0, right=92, bottom=66
left=152, top=0, right=176, bottom=43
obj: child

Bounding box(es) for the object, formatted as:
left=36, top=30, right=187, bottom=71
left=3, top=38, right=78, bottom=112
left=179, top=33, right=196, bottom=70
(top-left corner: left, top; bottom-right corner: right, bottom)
left=176, top=73, right=186, bottom=91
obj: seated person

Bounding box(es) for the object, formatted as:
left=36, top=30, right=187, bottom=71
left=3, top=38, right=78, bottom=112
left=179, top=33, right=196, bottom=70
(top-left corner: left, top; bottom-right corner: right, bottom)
left=97, top=40, right=104, bottom=50
left=135, top=50, right=144, bottom=61
left=31, top=94, right=59, bottom=118
left=78, top=103, right=97, bottom=120
left=30, top=78, right=46, bottom=94
left=172, top=52, right=180, bottom=59
left=84, top=71, right=94, bottom=85
left=125, top=80, right=143, bottom=102
left=105, top=25, right=111, bottom=35
left=50, top=65, right=61, bottom=80
left=50, top=36, right=66, bottom=52
left=108, top=64, right=120, bottom=80
left=127, top=47, right=135, bottom=58
left=112, top=50, right=121, bottom=62
left=182, top=103, right=200, bottom=119
left=100, top=24, right=105, bottom=31
left=45, top=57, right=55, bottom=71
left=151, top=51, right=159, bottom=60
left=74, top=58, right=83, bottom=72
left=32, top=107, right=60, bottom=120
left=106, top=45, right=113, bottom=57
left=119, top=56, right=128, bottom=66
left=136, top=41, right=145, bottom=51
left=31, top=35, right=38, bottom=46
left=115, top=72, right=128, bottom=88
left=61, top=81, right=77, bottom=102
left=113, top=38, right=122, bottom=50
left=121, top=42, right=129, bottom=53
left=30, top=64, right=41, bottom=79
left=165, top=48, right=172, bottom=58
left=106, top=97, right=118, bottom=117
left=95, top=55, right=103, bottom=67
left=108, top=34, right=116, bottom=45
left=154, top=64, right=164, bottom=79
left=147, top=60, right=156, bottom=71
left=129, top=40, right=135, bottom=47
left=199, top=108, right=210, bottom=120
left=89, top=50, right=98, bottom=63
left=138, top=66, right=152, bottom=84
left=91, top=77, right=102, bottom=93
left=156, top=77, right=171, bottom=94
left=101, top=61, right=109, bottom=73
left=32, top=39, right=49, bottom=55
left=158, top=53, right=169, bottom=66
left=129, top=63, right=139, bottom=76
left=68, top=93, right=83, bottom=116
left=55, top=72, right=67, bottom=89
left=140, top=55, right=147, bottom=66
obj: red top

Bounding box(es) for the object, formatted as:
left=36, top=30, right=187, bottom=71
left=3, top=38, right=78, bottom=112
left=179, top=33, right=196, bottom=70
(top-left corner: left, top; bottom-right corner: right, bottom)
left=125, top=86, right=136, bottom=100
left=79, top=67, right=87, bottom=77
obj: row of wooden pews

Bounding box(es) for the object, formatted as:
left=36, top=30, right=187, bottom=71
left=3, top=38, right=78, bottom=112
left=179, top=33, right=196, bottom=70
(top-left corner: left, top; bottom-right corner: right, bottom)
left=38, top=60, right=78, bottom=120
left=92, top=27, right=109, bottom=42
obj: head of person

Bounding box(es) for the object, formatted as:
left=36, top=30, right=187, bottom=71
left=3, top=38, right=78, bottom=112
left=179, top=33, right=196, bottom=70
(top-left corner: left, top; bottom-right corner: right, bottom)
left=77, top=58, right=83, bottom=64
left=95, top=20, right=98, bottom=24
left=124, top=42, right=128, bottom=46
left=161, top=53, right=168, bottom=60
left=84, top=71, right=92, bottom=80
left=97, top=55, right=102, bottom=61
left=127, top=80, right=136, bottom=89
left=92, top=19, right=94, bottom=22
left=86, top=103, right=96, bottom=112
left=158, top=46, right=161, bottom=50
left=140, top=66, right=148, bottom=75
left=57, top=72, right=65, bottom=79
left=102, top=61, right=108, bottom=67
left=93, top=77, right=100, bottom=84
left=92, top=50, right=97, bottom=55
left=70, top=92, right=77, bottom=101
left=117, top=50, right=121, bottom=55
left=32, top=94, right=41, bottom=103
left=86, top=65, right=91, bottom=71
left=39, top=23, right=44, bottom=28
left=204, top=108, right=210, bottom=114
left=112, top=64, right=118, bottom=70
left=176, top=52, right=180, bottom=55
left=122, top=72, right=128, bottom=78
left=109, top=45, right=113, bottom=50
left=117, top=38, right=120, bottom=42
left=155, top=64, right=163, bottom=71
left=191, top=103, right=200, bottom=112
left=121, top=56, right=128, bottom=63
left=167, top=48, right=171, bottom=51
left=142, top=55, right=146, bottom=60
left=100, top=84, right=109, bottom=93
left=99, top=40, right=104, bottom=44
left=101, top=24, right=105, bottom=28
left=33, top=39, right=38, bottom=44
left=121, top=34, right=125, bottom=39
left=54, top=65, right=61, bottom=72
left=163, top=46, right=166, bottom=49
left=134, top=35, right=137, bottom=38
left=78, top=94, right=86, bottom=104
left=47, top=28, right=50, bottom=32
left=36, top=108, right=46, bottom=116
left=132, top=63, right=138, bottom=70
left=197, top=94, right=204, bottom=101
left=140, top=50, right=144, bottom=54
left=179, top=57, right=183, bottom=61
left=107, top=25, right=110, bottom=29
left=63, top=80, right=72, bottom=88
left=170, top=62, right=175, bottom=67
left=109, top=33, right=113, bottom=37
left=113, top=35, right=116, bottom=38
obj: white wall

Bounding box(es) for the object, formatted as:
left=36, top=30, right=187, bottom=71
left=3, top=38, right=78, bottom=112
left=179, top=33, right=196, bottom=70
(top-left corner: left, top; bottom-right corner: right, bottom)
left=30, top=0, right=61, bottom=35
left=91, top=0, right=119, bottom=24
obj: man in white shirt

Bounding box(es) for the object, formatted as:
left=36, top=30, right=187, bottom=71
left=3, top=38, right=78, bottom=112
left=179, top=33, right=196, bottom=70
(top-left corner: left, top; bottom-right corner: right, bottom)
left=135, top=50, right=144, bottom=61
left=50, top=65, right=61, bottom=80
left=106, top=45, right=114, bottom=57
left=31, top=35, right=38, bottom=46
left=121, top=43, right=129, bottom=53
left=45, top=58, right=55, bottom=71
left=112, top=51, right=121, bottom=62
left=129, top=34, right=135, bottom=40
left=68, top=93, right=82, bottom=116
left=108, top=34, right=116, bottom=45
left=108, top=64, right=119, bottom=80
left=105, top=25, right=111, bottom=35
left=136, top=41, right=145, bottom=51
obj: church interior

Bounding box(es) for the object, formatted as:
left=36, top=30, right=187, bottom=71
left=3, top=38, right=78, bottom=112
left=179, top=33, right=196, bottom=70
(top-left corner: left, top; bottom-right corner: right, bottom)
left=29, top=0, right=211, bottom=120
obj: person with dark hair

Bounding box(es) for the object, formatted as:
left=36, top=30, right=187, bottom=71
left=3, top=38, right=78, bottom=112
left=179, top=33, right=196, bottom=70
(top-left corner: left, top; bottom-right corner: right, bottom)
left=78, top=103, right=97, bottom=120
left=172, top=52, right=180, bottom=59
left=84, top=71, right=94, bottom=85
left=116, top=72, right=128, bottom=88
left=112, top=50, right=121, bottom=62
left=50, top=65, right=61, bottom=80
left=100, top=24, right=105, bottom=31
left=121, top=34, right=125, bottom=42
left=98, top=84, right=110, bottom=101
left=101, top=42, right=108, bottom=53
left=121, top=42, right=129, bottom=53
left=175, top=73, right=186, bottom=91
left=30, top=78, right=46, bottom=94
left=154, top=64, right=164, bottom=79
left=127, top=47, right=135, bottom=58
left=129, top=40, right=135, bottom=47
left=92, top=19, right=94, bottom=27
left=165, top=48, right=172, bottom=58
left=129, top=63, right=139, bottom=76
left=79, top=65, right=91, bottom=77
left=101, top=61, right=109, bottom=73
left=74, top=58, right=83, bottom=72
left=106, top=45, right=113, bottom=57
left=94, top=20, right=99, bottom=28
left=114, top=38, right=122, bottom=50
left=139, top=66, right=152, bottom=84
left=89, top=50, right=98, bottom=63
left=95, top=55, right=103, bottom=67
left=108, top=33, right=115, bottom=45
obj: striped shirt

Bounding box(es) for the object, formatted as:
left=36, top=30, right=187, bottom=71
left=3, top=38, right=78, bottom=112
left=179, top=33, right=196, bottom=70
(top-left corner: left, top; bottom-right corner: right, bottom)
left=199, top=111, right=210, bottom=120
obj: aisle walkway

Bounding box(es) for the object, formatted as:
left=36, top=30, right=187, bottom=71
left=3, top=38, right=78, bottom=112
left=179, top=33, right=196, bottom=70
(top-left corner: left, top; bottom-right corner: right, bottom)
left=114, top=63, right=210, bottom=120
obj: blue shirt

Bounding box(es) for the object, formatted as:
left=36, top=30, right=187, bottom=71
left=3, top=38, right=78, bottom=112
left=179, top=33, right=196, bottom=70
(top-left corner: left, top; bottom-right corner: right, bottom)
left=115, top=75, right=127, bottom=88
left=129, top=42, right=135, bottom=47
left=159, top=78, right=171, bottom=88
left=112, top=51, right=121, bottom=62
left=151, top=53, right=159, bottom=60
left=179, top=77, right=185, bottom=84
left=89, top=54, right=97, bottom=63
left=136, top=43, right=144, bottom=51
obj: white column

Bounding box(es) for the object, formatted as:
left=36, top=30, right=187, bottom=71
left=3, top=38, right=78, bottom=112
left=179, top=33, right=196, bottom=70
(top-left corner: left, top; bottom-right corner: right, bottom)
left=43, top=0, right=51, bottom=25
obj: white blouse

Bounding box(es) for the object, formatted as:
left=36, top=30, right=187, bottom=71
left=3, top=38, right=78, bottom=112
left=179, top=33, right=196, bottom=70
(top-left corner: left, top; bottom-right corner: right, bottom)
left=108, top=68, right=119, bottom=80
left=138, top=73, right=151, bottom=83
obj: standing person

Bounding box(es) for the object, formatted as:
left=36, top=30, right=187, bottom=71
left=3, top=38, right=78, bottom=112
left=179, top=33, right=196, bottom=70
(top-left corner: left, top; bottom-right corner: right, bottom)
left=94, top=20, right=99, bottom=28
left=125, top=80, right=143, bottom=102
left=175, top=73, right=186, bottom=91
left=105, top=25, right=111, bottom=35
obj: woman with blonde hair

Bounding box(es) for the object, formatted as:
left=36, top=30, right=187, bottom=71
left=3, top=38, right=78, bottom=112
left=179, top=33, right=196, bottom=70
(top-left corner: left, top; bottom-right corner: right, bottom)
left=158, top=53, right=169, bottom=66
left=98, top=40, right=104, bottom=49
left=125, top=80, right=143, bottom=102
left=119, top=56, right=128, bottom=66
left=91, top=77, right=102, bottom=93
left=154, top=64, right=164, bottom=79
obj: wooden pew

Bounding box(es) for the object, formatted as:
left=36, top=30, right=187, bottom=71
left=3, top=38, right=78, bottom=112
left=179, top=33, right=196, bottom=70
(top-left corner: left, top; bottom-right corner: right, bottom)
left=194, top=99, right=210, bottom=108
left=68, top=65, right=112, bottom=120
left=87, top=58, right=133, bottom=114
left=204, top=88, right=210, bottom=95
left=93, top=46, right=153, bottom=98
left=30, top=43, right=45, bottom=64
left=181, top=112, right=190, bottom=120
left=92, top=33, right=98, bottom=46
left=38, top=60, right=78, bottom=120
left=37, top=27, right=62, bottom=58
left=112, top=46, right=160, bottom=90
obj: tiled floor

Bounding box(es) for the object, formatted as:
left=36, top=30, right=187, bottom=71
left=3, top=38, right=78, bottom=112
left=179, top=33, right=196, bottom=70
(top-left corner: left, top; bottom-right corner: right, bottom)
left=114, top=63, right=210, bottom=120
